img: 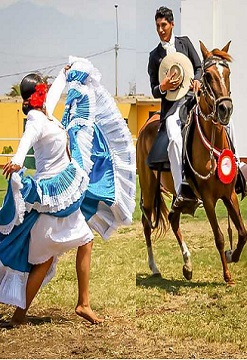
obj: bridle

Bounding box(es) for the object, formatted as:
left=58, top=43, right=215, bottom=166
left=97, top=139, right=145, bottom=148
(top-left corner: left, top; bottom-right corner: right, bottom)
left=198, top=56, right=233, bottom=124
left=185, top=55, right=233, bottom=180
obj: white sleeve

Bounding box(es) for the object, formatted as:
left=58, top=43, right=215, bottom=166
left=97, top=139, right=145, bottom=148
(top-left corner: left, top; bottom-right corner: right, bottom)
left=46, top=69, right=66, bottom=119
left=11, top=110, right=44, bottom=166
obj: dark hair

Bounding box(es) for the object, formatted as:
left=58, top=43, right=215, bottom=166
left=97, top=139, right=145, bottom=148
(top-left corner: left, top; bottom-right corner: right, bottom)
left=155, top=6, right=174, bottom=22
left=20, top=73, right=43, bottom=115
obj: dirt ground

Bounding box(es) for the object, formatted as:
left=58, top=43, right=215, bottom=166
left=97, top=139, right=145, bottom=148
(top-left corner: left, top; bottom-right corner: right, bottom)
left=0, top=305, right=247, bottom=359
left=1, top=219, right=247, bottom=359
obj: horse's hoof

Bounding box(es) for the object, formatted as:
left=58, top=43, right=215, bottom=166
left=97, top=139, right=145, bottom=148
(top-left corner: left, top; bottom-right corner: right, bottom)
left=151, top=272, right=162, bottom=278
left=226, top=280, right=236, bottom=286
left=183, top=265, right=192, bottom=280
left=225, top=250, right=233, bottom=263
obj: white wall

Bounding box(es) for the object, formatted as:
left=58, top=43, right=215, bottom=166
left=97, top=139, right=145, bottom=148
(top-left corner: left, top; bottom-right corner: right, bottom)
left=181, top=0, right=247, bottom=157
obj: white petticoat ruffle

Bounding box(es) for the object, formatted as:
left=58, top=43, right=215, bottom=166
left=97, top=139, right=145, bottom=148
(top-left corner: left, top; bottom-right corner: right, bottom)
left=29, top=209, right=93, bottom=265
left=0, top=258, right=57, bottom=309
left=46, top=57, right=136, bottom=239
left=87, top=84, right=136, bottom=239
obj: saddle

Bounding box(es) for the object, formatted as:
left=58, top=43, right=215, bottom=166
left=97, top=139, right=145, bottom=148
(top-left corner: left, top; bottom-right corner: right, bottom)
left=146, top=119, right=170, bottom=171
left=146, top=95, right=196, bottom=172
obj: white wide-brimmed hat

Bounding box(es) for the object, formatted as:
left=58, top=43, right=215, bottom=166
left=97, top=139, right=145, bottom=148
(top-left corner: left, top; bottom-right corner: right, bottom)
left=159, top=52, right=194, bottom=101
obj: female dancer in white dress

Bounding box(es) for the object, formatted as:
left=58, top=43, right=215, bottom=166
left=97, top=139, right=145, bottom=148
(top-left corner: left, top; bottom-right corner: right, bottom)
left=0, top=58, right=136, bottom=326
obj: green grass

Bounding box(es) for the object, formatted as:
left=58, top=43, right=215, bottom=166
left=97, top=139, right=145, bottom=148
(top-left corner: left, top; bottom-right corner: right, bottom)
left=1, top=170, right=247, bottom=353
left=38, top=230, right=136, bottom=317
left=135, top=224, right=247, bottom=346
left=133, top=177, right=247, bottom=348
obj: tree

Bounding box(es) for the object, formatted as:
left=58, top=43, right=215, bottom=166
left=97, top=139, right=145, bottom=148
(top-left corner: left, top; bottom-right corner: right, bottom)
left=6, top=84, right=21, bottom=97
left=2, top=145, right=13, bottom=154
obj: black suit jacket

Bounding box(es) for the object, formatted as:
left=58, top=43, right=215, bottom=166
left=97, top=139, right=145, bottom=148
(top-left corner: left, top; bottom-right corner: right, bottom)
left=148, top=36, right=202, bottom=121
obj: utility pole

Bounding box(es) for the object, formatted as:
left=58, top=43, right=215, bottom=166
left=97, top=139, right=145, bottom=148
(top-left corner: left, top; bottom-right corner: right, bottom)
left=114, top=4, right=119, bottom=97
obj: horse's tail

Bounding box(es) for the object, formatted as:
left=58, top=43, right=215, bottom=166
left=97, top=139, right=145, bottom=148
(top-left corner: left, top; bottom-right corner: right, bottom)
left=140, top=168, right=170, bottom=238
left=153, top=168, right=171, bottom=239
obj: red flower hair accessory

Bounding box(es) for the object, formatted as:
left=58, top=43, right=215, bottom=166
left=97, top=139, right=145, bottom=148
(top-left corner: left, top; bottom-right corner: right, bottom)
left=29, top=83, right=48, bottom=108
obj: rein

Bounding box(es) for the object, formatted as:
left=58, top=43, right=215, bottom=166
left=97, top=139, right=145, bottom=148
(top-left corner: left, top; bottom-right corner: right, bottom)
left=194, top=105, right=221, bottom=158
left=185, top=105, right=217, bottom=180
left=185, top=55, right=233, bottom=180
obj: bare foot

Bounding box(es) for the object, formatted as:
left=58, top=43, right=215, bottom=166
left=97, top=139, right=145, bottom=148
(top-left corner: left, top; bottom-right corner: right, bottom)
left=75, top=305, right=104, bottom=324
left=10, top=309, right=28, bottom=327
left=10, top=317, right=28, bottom=327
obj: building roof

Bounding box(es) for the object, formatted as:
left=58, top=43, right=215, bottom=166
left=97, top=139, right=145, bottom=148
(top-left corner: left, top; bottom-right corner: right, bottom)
left=0, top=94, right=161, bottom=106
left=0, top=94, right=67, bottom=103
left=0, top=96, right=22, bottom=103
left=114, top=95, right=161, bottom=105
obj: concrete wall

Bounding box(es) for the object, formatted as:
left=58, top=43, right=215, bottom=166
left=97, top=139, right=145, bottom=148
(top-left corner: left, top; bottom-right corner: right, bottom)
left=181, top=0, right=247, bottom=157
left=0, top=100, right=65, bottom=166
left=0, top=102, right=23, bottom=165
left=136, top=103, right=160, bottom=136
left=0, top=98, right=157, bottom=165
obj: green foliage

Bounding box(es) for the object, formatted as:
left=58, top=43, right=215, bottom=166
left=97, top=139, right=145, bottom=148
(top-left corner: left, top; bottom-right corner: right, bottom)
left=6, top=83, right=21, bottom=97
left=2, top=145, right=13, bottom=154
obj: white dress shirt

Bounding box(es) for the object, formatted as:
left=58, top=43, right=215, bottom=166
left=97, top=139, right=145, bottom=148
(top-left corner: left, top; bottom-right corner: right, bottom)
left=161, top=31, right=176, bottom=54
left=12, top=109, right=70, bottom=180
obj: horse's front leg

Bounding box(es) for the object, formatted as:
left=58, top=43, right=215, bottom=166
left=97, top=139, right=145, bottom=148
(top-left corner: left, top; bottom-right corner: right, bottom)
left=168, top=210, right=192, bottom=280
left=202, top=197, right=233, bottom=284
left=142, top=210, right=161, bottom=276
left=223, top=192, right=247, bottom=263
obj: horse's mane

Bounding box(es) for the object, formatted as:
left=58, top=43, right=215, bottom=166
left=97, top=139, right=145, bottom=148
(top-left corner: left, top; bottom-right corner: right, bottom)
left=211, top=48, right=232, bottom=62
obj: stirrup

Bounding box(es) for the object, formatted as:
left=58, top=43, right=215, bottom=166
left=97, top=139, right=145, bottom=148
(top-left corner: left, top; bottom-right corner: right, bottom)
left=170, top=181, right=200, bottom=216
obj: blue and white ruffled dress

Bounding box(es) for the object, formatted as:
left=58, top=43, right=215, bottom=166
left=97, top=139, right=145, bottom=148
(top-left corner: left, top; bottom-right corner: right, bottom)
left=0, top=56, right=136, bottom=309
left=0, top=110, right=93, bottom=309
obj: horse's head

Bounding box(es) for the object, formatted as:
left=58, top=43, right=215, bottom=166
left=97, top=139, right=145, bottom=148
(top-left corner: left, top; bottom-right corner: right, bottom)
left=199, top=41, right=233, bottom=125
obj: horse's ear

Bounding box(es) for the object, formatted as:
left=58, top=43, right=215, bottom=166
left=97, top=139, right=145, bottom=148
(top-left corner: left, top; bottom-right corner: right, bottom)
left=221, top=41, right=231, bottom=53
left=199, top=41, right=209, bottom=60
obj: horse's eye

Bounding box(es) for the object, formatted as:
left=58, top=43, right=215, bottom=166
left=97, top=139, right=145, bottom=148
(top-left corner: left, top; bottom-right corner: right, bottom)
left=205, top=72, right=212, bottom=82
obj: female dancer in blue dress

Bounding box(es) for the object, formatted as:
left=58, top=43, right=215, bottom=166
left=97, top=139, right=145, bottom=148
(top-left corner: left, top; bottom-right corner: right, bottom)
left=0, top=57, right=136, bottom=326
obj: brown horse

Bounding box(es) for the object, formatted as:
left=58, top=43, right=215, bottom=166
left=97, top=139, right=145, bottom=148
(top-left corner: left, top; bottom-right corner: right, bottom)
left=136, top=41, right=247, bottom=284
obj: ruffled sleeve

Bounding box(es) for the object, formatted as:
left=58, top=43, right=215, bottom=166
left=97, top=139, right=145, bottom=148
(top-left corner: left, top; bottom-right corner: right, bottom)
left=46, top=69, right=66, bottom=120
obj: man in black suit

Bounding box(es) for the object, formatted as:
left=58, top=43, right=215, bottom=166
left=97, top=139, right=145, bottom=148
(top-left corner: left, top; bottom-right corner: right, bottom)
left=148, top=6, right=202, bottom=209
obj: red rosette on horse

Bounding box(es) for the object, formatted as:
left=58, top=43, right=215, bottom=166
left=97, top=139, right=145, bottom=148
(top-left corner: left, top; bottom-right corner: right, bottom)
left=217, top=148, right=237, bottom=184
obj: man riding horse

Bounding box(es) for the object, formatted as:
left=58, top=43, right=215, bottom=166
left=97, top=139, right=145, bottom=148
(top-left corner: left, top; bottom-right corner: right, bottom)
left=147, top=6, right=244, bottom=212
left=147, top=6, right=202, bottom=212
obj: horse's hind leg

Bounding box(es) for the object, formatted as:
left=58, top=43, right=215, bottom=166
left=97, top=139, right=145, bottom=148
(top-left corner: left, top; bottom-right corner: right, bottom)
left=169, top=210, right=192, bottom=280
left=223, top=193, right=247, bottom=263
left=141, top=209, right=161, bottom=276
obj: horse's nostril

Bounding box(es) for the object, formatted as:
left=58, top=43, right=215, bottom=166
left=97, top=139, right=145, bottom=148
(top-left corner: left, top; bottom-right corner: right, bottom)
left=219, top=104, right=227, bottom=117
left=218, top=101, right=233, bottom=119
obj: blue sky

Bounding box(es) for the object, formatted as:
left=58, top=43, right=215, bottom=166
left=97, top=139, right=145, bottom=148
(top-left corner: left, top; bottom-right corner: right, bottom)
left=0, top=0, right=180, bottom=96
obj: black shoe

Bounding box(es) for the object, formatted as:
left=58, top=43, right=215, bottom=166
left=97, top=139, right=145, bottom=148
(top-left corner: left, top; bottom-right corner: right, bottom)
left=171, top=195, right=200, bottom=217
left=172, top=193, right=197, bottom=210
left=235, top=168, right=247, bottom=200
left=170, top=182, right=200, bottom=216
